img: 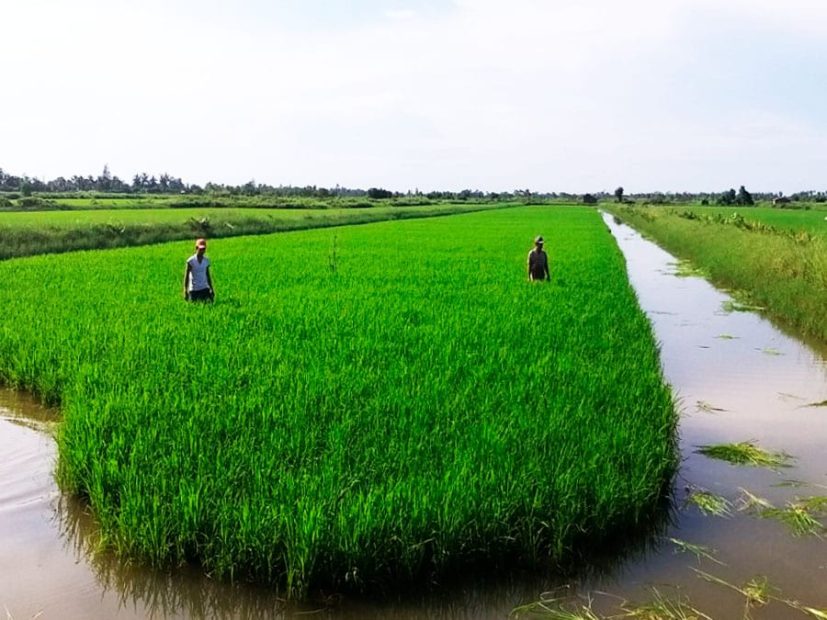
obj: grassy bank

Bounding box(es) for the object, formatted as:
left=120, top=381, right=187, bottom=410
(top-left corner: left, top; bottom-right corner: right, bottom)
left=608, top=206, right=827, bottom=344
left=0, top=207, right=676, bottom=596
left=0, top=202, right=510, bottom=260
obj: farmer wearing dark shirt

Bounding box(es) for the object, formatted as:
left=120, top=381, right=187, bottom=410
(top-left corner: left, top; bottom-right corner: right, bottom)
left=527, top=235, right=550, bottom=281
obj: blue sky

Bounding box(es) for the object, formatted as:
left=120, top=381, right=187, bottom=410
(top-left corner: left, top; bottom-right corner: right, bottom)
left=2, top=0, right=826, bottom=193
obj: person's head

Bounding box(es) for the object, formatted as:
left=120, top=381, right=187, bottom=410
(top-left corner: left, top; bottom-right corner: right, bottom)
left=534, top=235, right=544, bottom=249
left=195, top=238, right=207, bottom=256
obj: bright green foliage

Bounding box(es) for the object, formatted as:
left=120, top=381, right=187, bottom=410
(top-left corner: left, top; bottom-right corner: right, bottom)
left=0, top=207, right=676, bottom=596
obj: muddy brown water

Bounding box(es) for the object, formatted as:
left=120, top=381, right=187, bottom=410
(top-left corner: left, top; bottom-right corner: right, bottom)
left=2, top=215, right=826, bottom=618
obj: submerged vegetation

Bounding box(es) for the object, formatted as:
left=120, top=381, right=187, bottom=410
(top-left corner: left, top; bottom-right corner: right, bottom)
left=0, top=207, right=677, bottom=596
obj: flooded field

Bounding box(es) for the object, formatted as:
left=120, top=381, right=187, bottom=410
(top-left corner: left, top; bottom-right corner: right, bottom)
left=2, top=214, right=826, bottom=618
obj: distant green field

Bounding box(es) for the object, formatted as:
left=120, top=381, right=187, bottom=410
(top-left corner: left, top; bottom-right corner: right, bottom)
left=0, top=203, right=511, bottom=260
left=0, top=207, right=676, bottom=596
left=672, top=206, right=827, bottom=237
left=0, top=206, right=430, bottom=228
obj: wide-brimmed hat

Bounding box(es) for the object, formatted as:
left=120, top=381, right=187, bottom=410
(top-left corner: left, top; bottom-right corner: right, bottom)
left=195, top=238, right=207, bottom=249
left=534, top=235, right=544, bottom=244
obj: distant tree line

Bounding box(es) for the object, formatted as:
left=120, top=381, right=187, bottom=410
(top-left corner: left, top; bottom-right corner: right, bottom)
left=0, top=166, right=566, bottom=201
left=1, top=167, right=825, bottom=205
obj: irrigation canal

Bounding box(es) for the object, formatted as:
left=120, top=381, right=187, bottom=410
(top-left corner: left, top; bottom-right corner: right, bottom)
left=1, top=213, right=826, bottom=618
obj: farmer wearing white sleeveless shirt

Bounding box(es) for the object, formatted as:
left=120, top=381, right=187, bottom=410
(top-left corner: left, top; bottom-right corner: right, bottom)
left=183, top=238, right=215, bottom=301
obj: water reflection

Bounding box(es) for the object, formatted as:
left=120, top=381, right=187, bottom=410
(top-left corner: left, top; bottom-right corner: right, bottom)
left=50, top=485, right=676, bottom=619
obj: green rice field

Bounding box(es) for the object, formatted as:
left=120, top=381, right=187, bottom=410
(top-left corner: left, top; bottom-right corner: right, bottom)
left=0, top=206, right=677, bottom=596
left=0, top=202, right=509, bottom=260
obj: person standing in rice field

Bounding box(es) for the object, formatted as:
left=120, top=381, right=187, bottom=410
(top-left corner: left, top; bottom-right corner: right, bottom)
left=183, top=238, right=215, bottom=301
left=527, top=235, right=550, bottom=281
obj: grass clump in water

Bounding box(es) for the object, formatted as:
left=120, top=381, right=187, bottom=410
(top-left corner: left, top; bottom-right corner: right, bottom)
left=696, top=441, right=792, bottom=469
left=685, top=489, right=732, bottom=517
left=671, top=259, right=706, bottom=278
left=693, top=568, right=827, bottom=619
left=621, top=587, right=712, bottom=620
left=762, top=505, right=825, bottom=538
left=695, top=400, right=726, bottom=413
left=510, top=590, right=602, bottom=620
left=722, top=300, right=766, bottom=313
left=738, top=490, right=827, bottom=537
left=693, top=569, right=774, bottom=619
left=667, top=537, right=724, bottom=565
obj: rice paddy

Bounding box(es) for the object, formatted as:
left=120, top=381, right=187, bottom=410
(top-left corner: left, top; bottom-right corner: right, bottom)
left=0, top=206, right=677, bottom=596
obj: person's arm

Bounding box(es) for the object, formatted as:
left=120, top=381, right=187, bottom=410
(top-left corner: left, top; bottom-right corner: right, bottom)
left=183, top=263, right=191, bottom=299
left=544, top=253, right=550, bottom=280
left=206, top=266, right=214, bottom=298
left=527, top=252, right=532, bottom=280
